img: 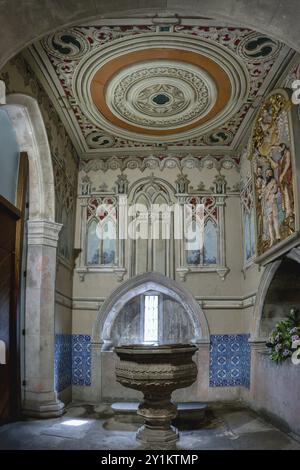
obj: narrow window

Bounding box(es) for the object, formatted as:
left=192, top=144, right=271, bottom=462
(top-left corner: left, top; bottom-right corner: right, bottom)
left=143, top=295, right=159, bottom=343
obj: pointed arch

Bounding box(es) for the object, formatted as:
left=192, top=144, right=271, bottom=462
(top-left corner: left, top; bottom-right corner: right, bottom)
left=251, top=260, right=282, bottom=339
left=129, top=176, right=176, bottom=204
left=92, top=271, right=210, bottom=349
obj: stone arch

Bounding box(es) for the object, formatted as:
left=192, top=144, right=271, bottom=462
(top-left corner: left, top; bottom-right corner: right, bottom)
left=1, top=1, right=300, bottom=71
left=251, top=247, right=300, bottom=339
left=4, top=93, right=55, bottom=221
left=251, top=260, right=282, bottom=339
left=2, top=93, right=63, bottom=417
left=92, top=271, right=210, bottom=349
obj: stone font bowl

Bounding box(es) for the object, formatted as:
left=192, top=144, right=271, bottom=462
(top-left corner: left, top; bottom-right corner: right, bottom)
left=114, top=343, right=198, bottom=445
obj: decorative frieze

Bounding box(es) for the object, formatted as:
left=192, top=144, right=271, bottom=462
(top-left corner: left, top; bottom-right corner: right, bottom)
left=80, top=154, right=240, bottom=173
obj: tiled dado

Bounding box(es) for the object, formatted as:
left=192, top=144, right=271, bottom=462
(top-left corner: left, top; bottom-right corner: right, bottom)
left=55, top=333, right=251, bottom=392
left=54, top=334, right=72, bottom=392
left=72, top=334, right=91, bottom=386
left=209, top=334, right=251, bottom=388
left=55, top=334, right=91, bottom=392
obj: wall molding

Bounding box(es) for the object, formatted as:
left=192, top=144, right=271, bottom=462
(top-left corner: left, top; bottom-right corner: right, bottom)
left=55, top=290, right=73, bottom=309
left=71, top=292, right=256, bottom=311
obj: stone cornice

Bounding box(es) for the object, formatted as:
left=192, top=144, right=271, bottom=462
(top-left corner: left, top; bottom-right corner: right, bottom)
left=71, top=292, right=256, bottom=311
left=79, top=154, right=240, bottom=173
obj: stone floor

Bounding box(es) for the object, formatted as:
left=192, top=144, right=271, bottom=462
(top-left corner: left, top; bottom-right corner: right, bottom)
left=0, top=402, right=299, bottom=450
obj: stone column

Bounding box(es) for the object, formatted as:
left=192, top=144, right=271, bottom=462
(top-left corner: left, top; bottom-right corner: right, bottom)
left=22, top=220, right=64, bottom=418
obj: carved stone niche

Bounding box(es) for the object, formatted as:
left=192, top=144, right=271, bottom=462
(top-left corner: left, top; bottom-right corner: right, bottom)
left=115, top=343, right=198, bottom=445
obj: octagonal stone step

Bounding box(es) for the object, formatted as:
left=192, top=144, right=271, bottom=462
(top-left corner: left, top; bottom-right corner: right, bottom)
left=111, top=401, right=207, bottom=426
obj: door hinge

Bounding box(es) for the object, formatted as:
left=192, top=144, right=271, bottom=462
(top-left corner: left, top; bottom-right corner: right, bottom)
left=23, top=270, right=27, bottom=278
left=22, top=380, right=26, bottom=387
left=22, top=329, right=25, bottom=336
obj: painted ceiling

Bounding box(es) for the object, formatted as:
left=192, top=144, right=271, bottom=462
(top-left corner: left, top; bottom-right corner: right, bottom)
left=26, top=19, right=296, bottom=160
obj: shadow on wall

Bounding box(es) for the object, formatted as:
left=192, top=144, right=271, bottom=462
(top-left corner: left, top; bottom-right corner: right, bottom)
left=261, top=257, right=300, bottom=337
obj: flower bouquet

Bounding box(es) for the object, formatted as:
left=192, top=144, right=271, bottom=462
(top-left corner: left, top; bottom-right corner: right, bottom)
left=266, top=308, right=300, bottom=364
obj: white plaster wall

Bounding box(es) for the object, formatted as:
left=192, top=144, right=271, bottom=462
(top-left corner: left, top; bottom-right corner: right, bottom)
left=242, top=351, right=300, bottom=436
left=73, top=165, right=243, bottom=299
left=71, top=163, right=253, bottom=403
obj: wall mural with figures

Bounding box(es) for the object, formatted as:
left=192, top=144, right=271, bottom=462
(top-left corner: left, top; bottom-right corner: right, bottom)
left=251, top=90, right=296, bottom=258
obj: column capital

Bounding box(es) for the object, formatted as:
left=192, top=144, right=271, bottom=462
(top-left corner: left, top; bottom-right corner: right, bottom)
left=27, top=219, right=62, bottom=247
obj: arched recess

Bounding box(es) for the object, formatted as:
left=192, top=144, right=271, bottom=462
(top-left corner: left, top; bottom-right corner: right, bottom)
left=251, top=260, right=282, bottom=340
left=2, top=93, right=64, bottom=417
left=128, top=176, right=176, bottom=277
left=1, top=0, right=300, bottom=71
left=92, top=271, right=210, bottom=350
left=251, top=247, right=300, bottom=340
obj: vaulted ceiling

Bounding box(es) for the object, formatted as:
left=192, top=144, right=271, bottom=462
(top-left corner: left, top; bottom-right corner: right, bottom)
left=25, top=17, right=296, bottom=160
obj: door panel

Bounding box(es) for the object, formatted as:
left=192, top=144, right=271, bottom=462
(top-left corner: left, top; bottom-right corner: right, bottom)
left=0, top=204, right=17, bottom=423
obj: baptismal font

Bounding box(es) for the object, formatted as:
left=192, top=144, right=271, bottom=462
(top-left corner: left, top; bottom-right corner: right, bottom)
left=115, top=343, right=198, bottom=445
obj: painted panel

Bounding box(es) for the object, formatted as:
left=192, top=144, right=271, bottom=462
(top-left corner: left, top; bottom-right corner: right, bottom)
left=241, top=180, right=256, bottom=263
left=86, top=219, right=100, bottom=265
left=203, top=219, right=218, bottom=265
left=251, top=91, right=296, bottom=257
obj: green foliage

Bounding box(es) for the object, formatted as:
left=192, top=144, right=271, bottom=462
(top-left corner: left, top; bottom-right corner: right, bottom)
left=266, top=308, right=300, bottom=363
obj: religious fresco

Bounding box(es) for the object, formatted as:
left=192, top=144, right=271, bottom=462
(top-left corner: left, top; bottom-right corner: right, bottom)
left=251, top=91, right=296, bottom=257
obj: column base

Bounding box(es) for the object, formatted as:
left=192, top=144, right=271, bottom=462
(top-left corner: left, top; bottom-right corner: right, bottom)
left=22, top=399, right=65, bottom=418
left=137, top=424, right=179, bottom=445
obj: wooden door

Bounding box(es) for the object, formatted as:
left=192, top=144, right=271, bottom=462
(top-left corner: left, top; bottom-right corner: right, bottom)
left=0, top=198, right=19, bottom=423
left=0, top=152, right=28, bottom=424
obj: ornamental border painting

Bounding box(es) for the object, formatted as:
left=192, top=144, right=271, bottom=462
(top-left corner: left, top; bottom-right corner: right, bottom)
left=250, top=89, right=299, bottom=264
